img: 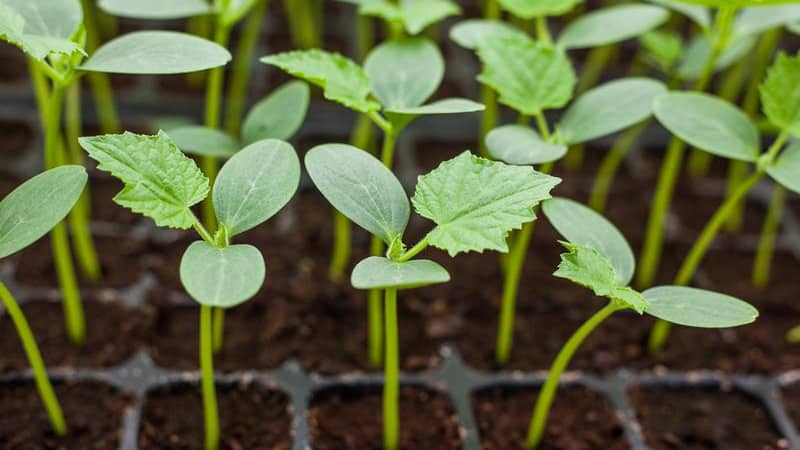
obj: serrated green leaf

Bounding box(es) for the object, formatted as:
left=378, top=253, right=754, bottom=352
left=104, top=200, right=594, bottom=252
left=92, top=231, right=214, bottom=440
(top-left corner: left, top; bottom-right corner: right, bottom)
left=168, top=125, right=239, bottom=158
left=557, top=4, right=669, bottom=50
left=0, top=166, right=87, bottom=259
left=213, top=139, right=300, bottom=236
left=351, top=256, right=450, bottom=290
left=385, top=98, right=485, bottom=115
left=645, top=0, right=709, bottom=30
left=180, top=241, right=265, bottom=308
left=766, top=141, right=800, bottom=194
left=760, top=52, right=800, bottom=138
left=0, top=0, right=84, bottom=61
left=734, top=5, right=800, bottom=37
left=477, top=34, right=576, bottom=116
left=261, top=49, right=380, bottom=113
left=642, top=286, right=758, bottom=328
left=412, top=151, right=560, bottom=256
left=498, top=0, right=582, bottom=19
left=242, top=81, right=309, bottom=145
left=449, top=19, right=527, bottom=50
left=79, top=131, right=210, bottom=229
left=364, top=37, right=443, bottom=110
left=558, top=78, right=666, bottom=145
left=640, top=30, right=683, bottom=73
left=486, top=125, right=567, bottom=165
left=81, top=31, right=231, bottom=74
left=678, top=35, right=756, bottom=81
left=98, top=0, right=211, bottom=19
left=654, top=92, right=760, bottom=162
left=305, top=144, right=409, bottom=246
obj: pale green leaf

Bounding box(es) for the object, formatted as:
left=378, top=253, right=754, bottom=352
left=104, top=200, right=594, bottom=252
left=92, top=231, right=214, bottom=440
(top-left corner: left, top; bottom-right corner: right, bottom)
left=654, top=92, right=760, bottom=162
left=79, top=131, right=210, bottom=229
left=558, top=4, right=669, bottom=50
left=305, top=144, right=409, bottom=246
left=261, top=49, right=380, bottom=113
left=0, top=166, right=87, bottom=259
left=498, top=0, right=582, bottom=19
left=766, top=142, right=800, bottom=194
left=98, top=0, right=211, bottom=19
left=673, top=0, right=800, bottom=7
left=401, top=0, right=460, bottom=34
left=81, top=31, right=232, bottom=74
left=351, top=256, right=450, bottom=290
left=449, top=19, right=527, bottom=50
left=640, top=30, right=683, bottom=73
left=412, top=151, right=560, bottom=256
left=486, top=125, right=567, bottom=165
left=242, top=81, right=309, bottom=145
left=477, top=34, right=576, bottom=116
left=180, top=241, right=265, bottom=308
left=678, top=35, right=756, bottom=81
left=364, top=37, right=443, bottom=110
left=643, top=286, right=758, bottom=328
left=213, top=139, right=300, bottom=236
left=645, top=0, right=709, bottom=30
left=734, top=5, right=800, bottom=37
left=385, top=98, right=485, bottom=115
left=220, top=0, right=260, bottom=26
left=0, top=0, right=83, bottom=60
left=760, top=52, right=800, bottom=138
left=167, top=126, right=239, bottom=158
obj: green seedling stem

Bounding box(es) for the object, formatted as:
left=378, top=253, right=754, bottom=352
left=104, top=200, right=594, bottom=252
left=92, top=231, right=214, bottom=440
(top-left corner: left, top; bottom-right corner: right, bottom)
left=284, top=0, right=322, bottom=49
left=753, top=185, right=786, bottom=287
left=200, top=304, right=220, bottom=450
left=479, top=0, right=501, bottom=157
left=80, top=0, right=121, bottom=134
left=383, top=287, right=400, bottom=450
left=187, top=15, right=213, bottom=88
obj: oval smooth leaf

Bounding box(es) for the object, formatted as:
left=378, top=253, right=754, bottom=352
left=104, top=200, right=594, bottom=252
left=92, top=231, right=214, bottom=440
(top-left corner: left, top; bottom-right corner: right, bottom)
left=542, top=197, right=635, bottom=285
left=242, top=80, right=310, bottom=145
left=0, top=166, right=87, bottom=259
left=643, top=286, right=759, bottom=328
left=654, top=92, right=760, bottom=162
left=766, top=142, right=800, bottom=194
left=678, top=35, right=756, bottom=81
left=558, top=5, right=669, bottom=50
left=351, top=256, right=450, bottom=290
left=81, top=31, right=232, bottom=74
left=486, top=125, right=567, bottom=165
left=305, top=144, right=410, bottom=246
left=98, top=0, right=211, bottom=19
left=385, top=98, right=485, bottom=115
left=168, top=126, right=239, bottom=158
left=364, top=37, right=443, bottom=110
left=558, top=78, right=667, bottom=145
left=180, top=241, right=265, bottom=308
left=449, top=19, right=527, bottom=50
left=213, top=139, right=300, bottom=236
left=645, top=0, right=709, bottom=30
left=734, top=5, right=800, bottom=37
left=498, top=0, right=582, bottom=19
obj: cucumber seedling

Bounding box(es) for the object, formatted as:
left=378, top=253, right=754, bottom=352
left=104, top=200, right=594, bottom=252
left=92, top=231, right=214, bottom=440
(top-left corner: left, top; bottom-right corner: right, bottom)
left=79, top=131, right=300, bottom=450
left=342, top=0, right=462, bottom=39
left=526, top=196, right=758, bottom=449
left=0, top=166, right=88, bottom=437
left=305, top=144, right=559, bottom=450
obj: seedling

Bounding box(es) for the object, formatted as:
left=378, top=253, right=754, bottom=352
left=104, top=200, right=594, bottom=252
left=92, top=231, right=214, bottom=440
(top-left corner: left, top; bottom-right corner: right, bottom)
left=0, top=165, right=88, bottom=437
left=341, top=0, right=462, bottom=38
left=647, top=51, right=800, bottom=352
left=306, top=144, right=559, bottom=450
left=526, top=196, right=758, bottom=449
left=263, top=37, right=484, bottom=366
left=80, top=131, right=300, bottom=450
left=0, top=0, right=232, bottom=344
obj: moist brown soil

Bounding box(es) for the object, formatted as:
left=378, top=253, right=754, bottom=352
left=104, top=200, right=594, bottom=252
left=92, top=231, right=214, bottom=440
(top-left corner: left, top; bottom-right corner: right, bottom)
left=89, top=174, right=142, bottom=225
left=0, top=120, right=33, bottom=160
left=779, top=384, right=800, bottom=428
left=0, top=380, right=131, bottom=450
left=309, top=385, right=462, bottom=450
left=138, top=382, right=291, bottom=450
left=630, top=385, right=784, bottom=450
left=473, top=386, right=628, bottom=450
left=0, top=300, right=152, bottom=373
left=0, top=43, right=27, bottom=83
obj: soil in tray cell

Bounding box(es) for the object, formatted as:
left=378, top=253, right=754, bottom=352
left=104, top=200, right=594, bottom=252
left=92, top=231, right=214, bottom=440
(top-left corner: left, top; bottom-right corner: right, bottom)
left=630, top=385, right=785, bottom=450
left=138, top=382, right=292, bottom=450
left=309, top=385, right=462, bottom=450
left=472, top=385, right=628, bottom=450
left=0, top=380, right=132, bottom=450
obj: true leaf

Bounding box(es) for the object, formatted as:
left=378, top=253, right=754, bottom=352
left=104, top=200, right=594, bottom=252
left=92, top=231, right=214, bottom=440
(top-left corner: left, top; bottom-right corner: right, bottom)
left=542, top=197, right=635, bottom=285
left=180, top=241, right=265, bottom=308
left=0, top=0, right=83, bottom=60
left=385, top=98, right=485, bottom=115
left=449, top=19, right=526, bottom=50
left=558, top=78, right=666, bottom=145
left=653, top=92, right=760, bottom=162
left=760, top=52, right=800, bottom=138
left=242, top=80, right=310, bottom=145
left=364, top=37, right=443, bottom=110
left=81, top=31, right=232, bottom=74
left=642, top=286, right=758, bottom=328
left=79, top=131, right=210, bottom=229
left=734, top=5, right=800, bottom=37
left=98, top=0, right=211, bottom=19
left=557, top=4, right=669, bottom=50
left=168, top=126, right=239, bottom=158
left=412, top=151, right=560, bottom=256
left=486, top=125, right=567, bottom=165
left=305, top=144, right=409, bottom=246
left=351, top=256, right=450, bottom=290
left=477, top=34, right=576, bottom=116
left=261, top=49, right=380, bottom=113
left=0, top=166, right=87, bottom=259
left=766, top=141, right=800, bottom=194
left=213, top=139, right=300, bottom=237
left=498, top=0, right=582, bottom=19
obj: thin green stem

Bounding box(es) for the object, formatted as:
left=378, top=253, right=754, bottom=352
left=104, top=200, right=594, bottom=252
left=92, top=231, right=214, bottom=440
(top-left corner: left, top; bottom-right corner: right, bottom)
left=200, top=305, right=220, bottom=450
left=577, top=45, right=616, bottom=95
left=484, top=0, right=500, bottom=19
left=496, top=220, right=535, bottom=364
left=0, top=282, right=67, bottom=435
left=397, top=236, right=429, bottom=262
left=526, top=302, right=618, bottom=448
left=186, top=15, right=212, bottom=88
left=330, top=211, right=352, bottom=281
left=212, top=306, right=225, bottom=353
left=192, top=214, right=216, bottom=245
left=284, top=0, right=322, bottom=49
left=383, top=287, right=399, bottom=450
left=534, top=16, right=552, bottom=46
left=479, top=85, right=498, bottom=158
left=368, top=235, right=384, bottom=367
left=534, top=111, right=550, bottom=141
left=723, top=160, right=748, bottom=233
left=80, top=0, right=120, bottom=134
left=752, top=185, right=785, bottom=288
left=589, top=121, right=648, bottom=212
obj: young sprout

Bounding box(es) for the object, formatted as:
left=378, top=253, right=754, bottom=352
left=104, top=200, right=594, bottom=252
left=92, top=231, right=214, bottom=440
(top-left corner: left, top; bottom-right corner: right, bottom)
left=526, top=196, right=758, bottom=449
left=647, top=51, right=800, bottom=352
left=305, top=144, right=559, bottom=450
left=79, top=132, right=300, bottom=450
left=342, top=0, right=462, bottom=39
left=0, top=165, right=88, bottom=437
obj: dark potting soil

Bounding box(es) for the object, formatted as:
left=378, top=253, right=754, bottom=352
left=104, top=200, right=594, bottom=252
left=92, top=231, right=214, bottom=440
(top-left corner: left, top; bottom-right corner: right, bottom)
left=138, top=382, right=291, bottom=450
left=630, top=385, right=785, bottom=450
left=779, top=383, right=800, bottom=431
left=0, top=43, right=27, bottom=83
left=308, top=385, right=462, bottom=450
left=0, top=120, right=34, bottom=159
left=89, top=175, right=142, bottom=225
left=472, top=386, right=628, bottom=450
left=0, top=380, right=131, bottom=450
left=0, top=300, right=152, bottom=373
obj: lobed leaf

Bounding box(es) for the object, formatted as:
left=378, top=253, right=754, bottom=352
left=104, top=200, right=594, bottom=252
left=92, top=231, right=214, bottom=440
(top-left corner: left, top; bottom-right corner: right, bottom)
left=760, top=52, right=800, bottom=138
left=0, top=166, right=87, bottom=259
left=412, top=151, right=560, bottom=256
left=642, top=286, right=758, bottom=328
left=449, top=19, right=527, bottom=50
left=180, top=241, right=265, bottom=308
left=242, top=81, right=310, bottom=145
left=558, top=4, right=669, bottom=50
left=498, top=0, right=582, bottom=19
left=167, top=126, right=239, bottom=158
left=364, top=37, right=443, bottom=110
left=98, top=0, right=211, bottom=19
left=734, top=5, right=800, bottom=37
left=766, top=142, right=800, bottom=195
left=486, top=125, right=567, bottom=165
left=79, top=131, right=210, bottom=229
left=385, top=98, right=485, bottom=115
left=0, top=0, right=83, bottom=61
left=261, top=49, right=380, bottom=113
left=351, top=256, right=450, bottom=290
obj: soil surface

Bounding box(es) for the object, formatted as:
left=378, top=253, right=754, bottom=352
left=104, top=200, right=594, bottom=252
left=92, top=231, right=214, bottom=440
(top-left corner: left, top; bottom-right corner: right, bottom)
left=309, top=385, right=462, bottom=450
left=0, top=381, right=131, bottom=450
left=780, top=384, right=800, bottom=429
left=138, top=382, right=291, bottom=450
